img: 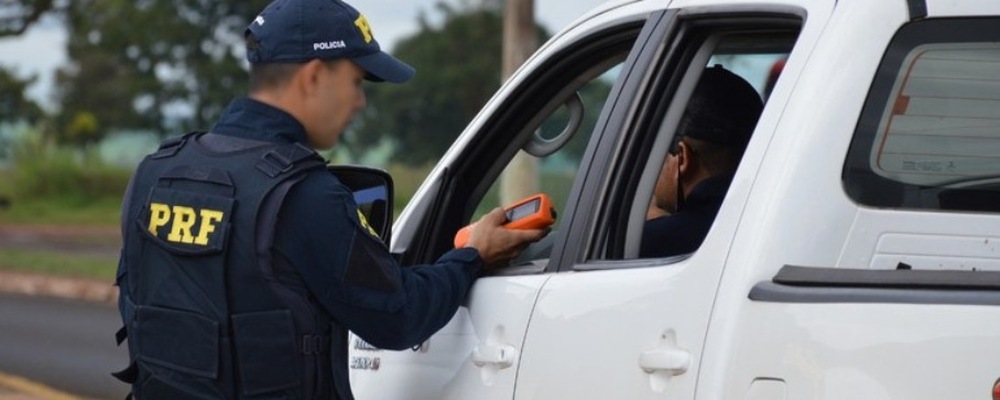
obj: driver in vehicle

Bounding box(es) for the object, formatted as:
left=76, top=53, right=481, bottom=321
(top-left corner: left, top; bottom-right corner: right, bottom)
left=641, top=65, right=764, bottom=258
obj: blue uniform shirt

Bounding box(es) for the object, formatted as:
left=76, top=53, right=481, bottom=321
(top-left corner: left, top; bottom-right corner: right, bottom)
left=640, top=173, right=733, bottom=258
left=212, top=97, right=484, bottom=350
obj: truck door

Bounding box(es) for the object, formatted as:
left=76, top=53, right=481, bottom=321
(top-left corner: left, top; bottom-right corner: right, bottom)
left=348, top=4, right=657, bottom=399
left=511, top=1, right=831, bottom=398
left=706, top=1, right=1000, bottom=399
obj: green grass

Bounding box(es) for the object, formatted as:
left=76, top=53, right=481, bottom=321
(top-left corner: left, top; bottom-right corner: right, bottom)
left=0, top=248, right=117, bottom=281
left=0, top=197, right=122, bottom=225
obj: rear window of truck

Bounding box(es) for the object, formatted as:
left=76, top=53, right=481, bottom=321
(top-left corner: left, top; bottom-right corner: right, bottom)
left=844, top=18, right=1000, bottom=212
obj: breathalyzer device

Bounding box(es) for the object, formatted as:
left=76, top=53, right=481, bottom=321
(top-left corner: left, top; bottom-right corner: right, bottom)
left=454, top=193, right=556, bottom=248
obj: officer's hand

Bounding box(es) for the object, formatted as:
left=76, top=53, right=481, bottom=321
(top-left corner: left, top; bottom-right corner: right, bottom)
left=465, top=208, right=548, bottom=271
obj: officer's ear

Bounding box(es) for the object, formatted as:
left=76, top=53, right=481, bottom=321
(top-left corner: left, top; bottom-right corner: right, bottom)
left=295, top=59, right=328, bottom=97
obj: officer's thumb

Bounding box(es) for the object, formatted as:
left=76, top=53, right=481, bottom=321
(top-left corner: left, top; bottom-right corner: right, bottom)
left=477, top=207, right=508, bottom=227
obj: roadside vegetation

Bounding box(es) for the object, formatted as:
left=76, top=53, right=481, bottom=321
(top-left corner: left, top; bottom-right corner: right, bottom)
left=0, top=137, right=128, bottom=225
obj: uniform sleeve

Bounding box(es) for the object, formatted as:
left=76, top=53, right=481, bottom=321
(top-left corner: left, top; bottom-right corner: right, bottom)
left=273, top=171, right=482, bottom=350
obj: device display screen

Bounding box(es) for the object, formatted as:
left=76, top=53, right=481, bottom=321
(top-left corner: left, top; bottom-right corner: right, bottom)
left=507, top=199, right=540, bottom=221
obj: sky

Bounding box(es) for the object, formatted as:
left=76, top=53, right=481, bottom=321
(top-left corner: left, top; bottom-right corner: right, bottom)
left=0, top=0, right=611, bottom=108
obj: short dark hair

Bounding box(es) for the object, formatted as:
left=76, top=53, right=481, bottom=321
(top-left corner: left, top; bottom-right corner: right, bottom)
left=249, top=63, right=304, bottom=92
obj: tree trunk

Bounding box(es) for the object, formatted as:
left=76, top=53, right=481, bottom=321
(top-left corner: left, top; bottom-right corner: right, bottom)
left=499, top=0, right=539, bottom=206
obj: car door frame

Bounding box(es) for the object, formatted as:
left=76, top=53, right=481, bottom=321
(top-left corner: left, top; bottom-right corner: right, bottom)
left=349, top=4, right=676, bottom=399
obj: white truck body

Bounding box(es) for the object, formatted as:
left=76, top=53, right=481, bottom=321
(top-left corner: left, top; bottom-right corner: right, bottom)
left=350, top=0, right=1000, bottom=398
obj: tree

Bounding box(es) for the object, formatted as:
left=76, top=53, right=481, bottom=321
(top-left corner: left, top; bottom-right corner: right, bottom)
left=347, top=2, right=547, bottom=166
left=0, top=0, right=65, bottom=37
left=498, top=0, right=538, bottom=206
left=0, top=65, right=44, bottom=163
left=0, top=65, right=43, bottom=123
left=347, top=4, right=503, bottom=165
left=54, top=0, right=269, bottom=140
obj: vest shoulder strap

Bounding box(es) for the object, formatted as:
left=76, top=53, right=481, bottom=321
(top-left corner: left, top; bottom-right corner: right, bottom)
left=150, top=131, right=200, bottom=159
left=255, top=142, right=325, bottom=178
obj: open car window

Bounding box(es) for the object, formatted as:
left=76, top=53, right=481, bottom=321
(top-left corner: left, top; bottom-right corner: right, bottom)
left=620, top=29, right=798, bottom=261
left=562, top=12, right=804, bottom=266
left=470, top=62, right=625, bottom=268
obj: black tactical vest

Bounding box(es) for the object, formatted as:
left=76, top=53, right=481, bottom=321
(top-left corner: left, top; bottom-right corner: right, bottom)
left=114, top=132, right=334, bottom=399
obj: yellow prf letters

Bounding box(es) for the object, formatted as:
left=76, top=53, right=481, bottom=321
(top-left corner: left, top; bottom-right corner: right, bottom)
left=148, top=202, right=224, bottom=246
left=354, top=14, right=373, bottom=44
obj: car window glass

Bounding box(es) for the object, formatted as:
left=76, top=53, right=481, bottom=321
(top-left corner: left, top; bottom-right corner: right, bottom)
left=844, top=19, right=1000, bottom=212
left=870, top=44, right=1000, bottom=187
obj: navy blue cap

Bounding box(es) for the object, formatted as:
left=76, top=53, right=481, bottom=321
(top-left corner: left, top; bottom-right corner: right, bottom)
left=246, top=0, right=415, bottom=83
left=679, top=65, right=763, bottom=148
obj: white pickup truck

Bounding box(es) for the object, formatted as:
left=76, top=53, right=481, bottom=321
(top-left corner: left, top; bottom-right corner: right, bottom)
left=348, top=0, right=1000, bottom=398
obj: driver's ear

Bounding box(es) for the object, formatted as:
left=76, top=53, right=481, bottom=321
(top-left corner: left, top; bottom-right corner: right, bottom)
left=677, top=141, right=694, bottom=175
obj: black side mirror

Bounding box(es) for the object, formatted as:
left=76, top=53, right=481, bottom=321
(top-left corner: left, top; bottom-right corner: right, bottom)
left=327, top=165, right=394, bottom=246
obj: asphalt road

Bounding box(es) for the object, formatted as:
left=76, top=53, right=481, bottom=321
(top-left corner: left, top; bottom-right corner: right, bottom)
left=0, top=293, right=129, bottom=400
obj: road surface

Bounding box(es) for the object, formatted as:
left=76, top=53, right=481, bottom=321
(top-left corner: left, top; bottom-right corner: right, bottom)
left=0, top=293, right=129, bottom=400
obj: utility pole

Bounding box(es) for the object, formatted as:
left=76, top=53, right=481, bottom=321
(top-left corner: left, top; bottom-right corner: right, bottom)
left=499, top=0, right=539, bottom=206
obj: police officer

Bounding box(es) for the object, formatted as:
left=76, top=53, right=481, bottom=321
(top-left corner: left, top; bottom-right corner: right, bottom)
left=640, top=66, right=763, bottom=258
left=113, top=0, right=546, bottom=398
